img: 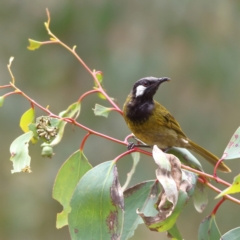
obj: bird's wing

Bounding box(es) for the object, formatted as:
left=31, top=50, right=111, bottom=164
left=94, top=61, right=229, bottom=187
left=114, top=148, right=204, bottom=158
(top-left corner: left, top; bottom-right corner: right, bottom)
left=163, top=112, right=187, bottom=138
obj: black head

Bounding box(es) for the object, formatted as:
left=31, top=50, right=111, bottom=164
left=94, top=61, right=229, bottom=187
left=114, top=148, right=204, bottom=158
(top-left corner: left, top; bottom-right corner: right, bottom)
left=124, top=76, right=170, bottom=123
left=131, top=76, right=170, bottom=100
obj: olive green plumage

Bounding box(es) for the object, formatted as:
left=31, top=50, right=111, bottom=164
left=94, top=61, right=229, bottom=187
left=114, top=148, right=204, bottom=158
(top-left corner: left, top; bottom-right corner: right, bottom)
left=123, top=77, right=230, bottom=173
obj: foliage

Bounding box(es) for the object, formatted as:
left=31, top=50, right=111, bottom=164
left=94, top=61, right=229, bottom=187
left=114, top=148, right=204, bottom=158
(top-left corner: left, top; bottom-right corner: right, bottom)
left=1, top=9, right=240, bottom=240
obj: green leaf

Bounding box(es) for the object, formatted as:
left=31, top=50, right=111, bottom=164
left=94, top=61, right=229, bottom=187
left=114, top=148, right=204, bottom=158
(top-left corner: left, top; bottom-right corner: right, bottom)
left=20, top=108, right=35, bottom=133
left=138, top=189, right=188, bottom=232
left=9, top=131, right=34, bottom=173
left=49, top=120, right=67, bottom=147
left=49, top=102, right=80, bottom=147
left=138, top=148, right=197, bottom=233
left=141, top=182, right=161, bottom=217
left=98, top=93, right=107, bottom=99
left=27, top=39, right=43, bottom=50
left=28, top=123, right=39, bottom=144
left=215, top=174, right=240, bottom=199
left=95, top=71, right=103, bottom=84
left=181, top=170, right=198, bottom=198
left=198, top=214, right=221, bottom=240
left=145, top=170, right=196, bottom=233
left=122, top=152, right=140, bottom=191
left=222, top=126, right=240, bottom=160
left=167, top=147, right=204, bottom=171
left=0, top=96, right=5, bottom=107
left=93, top=104, right=112, bottom=118
left=121, top=181, right=160, bottom=240
left=221, top=226, right=240, bottom=240
left=152, top=146, right=181, bottom=207
left=68, top=161, right=124, bottom=240
left=167, top=224, right=183, bottom=240
left=193, top=181, right=208, bottom=212
left=93, top=71, right=107, bottom=99
left=93, top=70, right=103, bottom=89
left=53, top=150, right=92, bottom=229
left=59, top=102, right=81, bottom=119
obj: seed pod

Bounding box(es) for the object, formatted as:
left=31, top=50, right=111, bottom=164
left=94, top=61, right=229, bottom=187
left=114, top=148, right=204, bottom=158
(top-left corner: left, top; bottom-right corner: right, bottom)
left=41, top=145, right=54, bottom=158
left=45, top=126, right=55, bottom=133
left=36, top=129, right=45, bottom=133
left=50, top=132, right=57, bottom=137
left=39, top=132, right=46, bottom=137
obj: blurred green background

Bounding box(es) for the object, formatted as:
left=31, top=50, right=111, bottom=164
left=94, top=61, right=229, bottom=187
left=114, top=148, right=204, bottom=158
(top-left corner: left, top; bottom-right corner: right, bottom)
left=1, top=1, right=240, bottom=239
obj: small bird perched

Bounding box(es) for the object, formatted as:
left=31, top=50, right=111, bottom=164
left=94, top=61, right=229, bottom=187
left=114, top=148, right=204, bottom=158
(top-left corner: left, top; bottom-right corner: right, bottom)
left=123, top=76, right=230, bottom=172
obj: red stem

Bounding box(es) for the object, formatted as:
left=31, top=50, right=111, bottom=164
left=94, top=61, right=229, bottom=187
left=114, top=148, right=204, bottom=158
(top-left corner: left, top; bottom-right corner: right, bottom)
left=53, top=40, right=122, bottom=113
left=182, top=165, right=231, bottom=187
left=30, top=101, right=35, bottom=109
left=97, top=85, right=122, bottom=115
left=212, top=197, right=226, bottom=215
left=108, top=107, right=123, bottom=115
left=5, top=84, right=125, bottom=147
left=203, top=181, right=240, bottom=205
left=0, top=84, right=12, bottom=89
left=113, top=149, right=136, bottom=163
left=55, top=116, right=126, bottom=146
left=3, top=91, right=21, bottom=98
left=124, top=134, right=134, bottom=144
left=213, top=158, right=225, bottom=178
left=78, top=89, right=99, bottom=103
left=80, top=132, right=91, bottom=151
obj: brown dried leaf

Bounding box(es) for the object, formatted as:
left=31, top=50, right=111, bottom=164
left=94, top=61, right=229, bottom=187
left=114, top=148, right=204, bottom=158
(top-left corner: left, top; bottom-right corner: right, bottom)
left=152, top=145, right=182, bottom=212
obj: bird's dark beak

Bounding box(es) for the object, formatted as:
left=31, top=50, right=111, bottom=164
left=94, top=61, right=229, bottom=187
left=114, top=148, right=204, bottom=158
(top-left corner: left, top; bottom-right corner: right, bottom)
left=145, top=77, right=170, bottom=98
left=157, top=77, right=170, bottom=85
left=150, top=77, right=170, bottom=91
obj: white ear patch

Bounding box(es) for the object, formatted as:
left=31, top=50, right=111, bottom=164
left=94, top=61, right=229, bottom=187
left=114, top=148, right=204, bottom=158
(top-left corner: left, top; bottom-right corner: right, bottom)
left=136, top=85, right=147, bottom=97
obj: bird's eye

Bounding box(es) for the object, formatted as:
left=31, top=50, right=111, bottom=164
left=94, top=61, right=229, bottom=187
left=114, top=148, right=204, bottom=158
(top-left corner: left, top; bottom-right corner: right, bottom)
left=142, top=81, right=149, bottom=87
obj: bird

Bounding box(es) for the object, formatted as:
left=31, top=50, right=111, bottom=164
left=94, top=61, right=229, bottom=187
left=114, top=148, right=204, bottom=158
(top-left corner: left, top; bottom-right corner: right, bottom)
left=123, top=76, right=230, bottom=172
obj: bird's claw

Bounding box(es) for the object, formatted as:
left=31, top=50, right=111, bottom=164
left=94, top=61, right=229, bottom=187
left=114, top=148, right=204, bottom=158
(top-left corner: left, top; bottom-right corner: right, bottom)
left=127, top=142, right=136, bottom=150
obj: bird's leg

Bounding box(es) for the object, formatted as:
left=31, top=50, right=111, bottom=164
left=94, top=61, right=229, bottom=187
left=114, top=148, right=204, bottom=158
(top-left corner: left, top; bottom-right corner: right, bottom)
left=127, top=135, right=152, bottom=150
left=127, top=142, right=151, bottom=150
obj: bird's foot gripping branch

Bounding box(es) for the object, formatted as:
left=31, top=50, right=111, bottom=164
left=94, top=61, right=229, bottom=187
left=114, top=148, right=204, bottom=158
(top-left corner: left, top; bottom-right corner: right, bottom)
left=1, top=9, right=240, bottom=240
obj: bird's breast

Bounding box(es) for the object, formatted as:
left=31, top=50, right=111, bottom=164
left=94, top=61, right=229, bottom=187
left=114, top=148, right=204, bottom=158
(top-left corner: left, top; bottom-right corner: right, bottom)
left=126, top=120, right=180, bottom=149
left=123, top=96, right=188, bottom=149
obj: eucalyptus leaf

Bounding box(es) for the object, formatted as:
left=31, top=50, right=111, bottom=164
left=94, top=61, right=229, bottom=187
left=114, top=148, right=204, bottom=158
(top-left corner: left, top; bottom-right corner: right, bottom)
left=9, top=131, right=34, bottom=173
left=59, top=102, right=81, bottom=119
left=193, top=181, right=208, bottom=212
left=20, top=108, right=35, bottom=133
left=138, top=189, right=188, bottom=232
left=53, top=150, right=92, bottom=228
left=121, top=181, right=160, bottom=240
left=167, top=224, right=183, bottom=240
left=50, top=102, right=80, bottom=147
left=93, top=104, right=111, bottom=118
left=68, top=161, right=124, bottom=240
left=216, top=174, right=240, bottom=199
left=27, top=39, right=43, bottom=50
left=167, top=147, right=203, bottom=171
left=95, top=70, right=103, bottom=84
left=122, top=152, right=140, bottom=191
left=221, top=226, right=240, bottom=240
left=0, top=96, right=4, bottom=107
left=198, top=214, right=221, bottom=240
left=222, top=126, right=240, bottom=160
left=153, top=146, right=182, bottom=208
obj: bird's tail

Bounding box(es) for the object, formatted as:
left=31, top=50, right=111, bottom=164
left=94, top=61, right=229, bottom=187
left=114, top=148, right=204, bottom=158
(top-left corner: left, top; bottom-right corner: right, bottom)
left=189, top=140, right=231, bottom=172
